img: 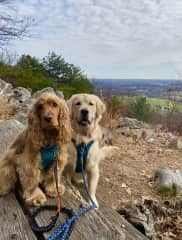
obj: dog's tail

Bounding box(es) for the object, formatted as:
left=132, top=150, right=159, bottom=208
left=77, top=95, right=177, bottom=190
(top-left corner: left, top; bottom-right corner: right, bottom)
left=99, top=146, right=118, bottom=160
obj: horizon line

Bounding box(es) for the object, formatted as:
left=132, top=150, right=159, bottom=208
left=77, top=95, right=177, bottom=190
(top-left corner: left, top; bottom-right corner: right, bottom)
left=90, top=78, right=182, bottom=81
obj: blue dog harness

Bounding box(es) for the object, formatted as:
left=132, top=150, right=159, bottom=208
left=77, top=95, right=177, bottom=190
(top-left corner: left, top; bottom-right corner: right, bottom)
left=40, top=145, right=59, bottom=169
left=71, top=139, right=94, bottom=173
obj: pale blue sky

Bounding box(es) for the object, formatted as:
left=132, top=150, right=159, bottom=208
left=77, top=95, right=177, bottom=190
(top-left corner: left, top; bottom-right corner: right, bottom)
left=2, top=0, right=182, bottom=79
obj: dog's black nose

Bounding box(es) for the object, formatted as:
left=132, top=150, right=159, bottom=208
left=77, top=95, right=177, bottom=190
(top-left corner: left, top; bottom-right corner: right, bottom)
left=44, top=116, right=52, bottom=123
left=81, top=109, right=89, bottom=116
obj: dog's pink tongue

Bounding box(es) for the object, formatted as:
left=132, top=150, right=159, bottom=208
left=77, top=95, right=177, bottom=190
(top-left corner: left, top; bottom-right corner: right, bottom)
left=81, top=120, right=88, bottom=126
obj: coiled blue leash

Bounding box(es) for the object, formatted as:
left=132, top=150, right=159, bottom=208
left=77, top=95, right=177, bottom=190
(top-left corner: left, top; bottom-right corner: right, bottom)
left=47, top=143, right=97, bottom=240
left=30, top=150, right=74, bottom=234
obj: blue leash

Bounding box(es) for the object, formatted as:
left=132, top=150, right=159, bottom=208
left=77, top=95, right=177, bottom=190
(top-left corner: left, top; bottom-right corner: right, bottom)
left=30, top=151, right=74, bottom=234
left=47, top=143, right=97, bottom=240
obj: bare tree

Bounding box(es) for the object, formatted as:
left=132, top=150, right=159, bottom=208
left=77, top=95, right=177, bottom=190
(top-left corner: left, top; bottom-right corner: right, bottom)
left=0, top=1, right=34, bottom=46
left=0, top=48, right=18, bottom=65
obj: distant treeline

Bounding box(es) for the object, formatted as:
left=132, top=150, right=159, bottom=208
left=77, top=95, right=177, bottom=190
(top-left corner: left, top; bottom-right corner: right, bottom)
left=0, top=52, right=93, bottom=98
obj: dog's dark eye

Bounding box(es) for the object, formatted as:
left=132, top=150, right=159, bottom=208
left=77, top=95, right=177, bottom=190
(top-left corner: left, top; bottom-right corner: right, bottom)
left=76, top=102, right=81, bottom=106
left=38, top=104, right=43, bottom=110
left=52, top=102, right=58, bottom=107
left=89, top=102, right=94, bottom=106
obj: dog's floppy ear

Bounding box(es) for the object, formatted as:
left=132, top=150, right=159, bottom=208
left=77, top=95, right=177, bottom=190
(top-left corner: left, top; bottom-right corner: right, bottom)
left=66, top=96, right=74, bottom=119
left=95, top=96, right=106, bottom=121
left=28, top=99, right=44, bottom=147
left=58, top=98, right=72, bottom=144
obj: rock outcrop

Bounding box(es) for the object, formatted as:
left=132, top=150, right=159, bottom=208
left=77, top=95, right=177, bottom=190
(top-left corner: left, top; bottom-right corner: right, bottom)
left=155, top=167, right=182, bottom=197
left=0, top=79, right=14, bottom=97
left=0, top=80, right=64, bottom=124
left=13, top=87, right=31, bottom=103
left=0, top=119, right=24, bottom=154
left=117, top=117, right=156, bottom=141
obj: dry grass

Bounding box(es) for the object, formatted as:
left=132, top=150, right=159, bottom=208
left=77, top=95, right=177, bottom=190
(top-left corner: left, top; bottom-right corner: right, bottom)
left=0, top=96, right=19, bottom=120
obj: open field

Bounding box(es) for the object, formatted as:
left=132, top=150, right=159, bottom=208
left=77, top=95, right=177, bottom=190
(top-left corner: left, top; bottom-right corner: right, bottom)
left=122, top=96, right=182, bottom=112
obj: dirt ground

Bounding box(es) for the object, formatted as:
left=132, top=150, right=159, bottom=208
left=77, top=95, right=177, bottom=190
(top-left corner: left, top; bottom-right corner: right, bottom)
left=97, top=129, right=182, bottom=239
left=98, top=131, right=182, bottom=210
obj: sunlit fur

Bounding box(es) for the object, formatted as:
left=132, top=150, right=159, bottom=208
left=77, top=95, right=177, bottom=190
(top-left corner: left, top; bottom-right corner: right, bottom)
left=0, top=92, right=71, bottom=206
left=65, top=94, right=116, bottom=208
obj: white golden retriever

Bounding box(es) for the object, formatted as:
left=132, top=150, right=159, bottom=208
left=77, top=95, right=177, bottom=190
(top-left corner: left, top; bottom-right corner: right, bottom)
left=65, top=93, right=116, bottom=208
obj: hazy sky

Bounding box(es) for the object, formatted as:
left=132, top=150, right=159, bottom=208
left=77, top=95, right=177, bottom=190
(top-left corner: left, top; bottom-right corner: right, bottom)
left=3, top=0, right=182, bottom=79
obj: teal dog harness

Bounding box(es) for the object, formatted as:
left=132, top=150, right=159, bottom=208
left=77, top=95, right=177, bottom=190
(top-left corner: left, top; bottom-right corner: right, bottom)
left=72, top=139, right=94, bottom=173
left=40, top=145, right=59, bottom=169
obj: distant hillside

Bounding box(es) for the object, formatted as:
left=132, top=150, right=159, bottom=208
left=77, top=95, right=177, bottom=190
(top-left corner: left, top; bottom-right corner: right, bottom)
left=92, top=78, right=182, bottom=99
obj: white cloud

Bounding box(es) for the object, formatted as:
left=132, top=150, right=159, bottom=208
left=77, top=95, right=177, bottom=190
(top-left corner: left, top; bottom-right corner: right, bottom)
left=3, top=0, right=182, bottom=78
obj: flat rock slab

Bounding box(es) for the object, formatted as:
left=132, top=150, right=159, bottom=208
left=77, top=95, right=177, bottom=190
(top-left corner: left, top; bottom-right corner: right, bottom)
left=0, top=120, right=24, bottom=155
left=0, top=193, right=36, bottom=240
left=27, top=184, right=148, bottom=240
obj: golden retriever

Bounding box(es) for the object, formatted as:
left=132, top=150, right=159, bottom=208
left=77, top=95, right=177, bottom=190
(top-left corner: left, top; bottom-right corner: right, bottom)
left=65, top=93, right=116, bottom=208
left=0, top=92, right=71, bottom=206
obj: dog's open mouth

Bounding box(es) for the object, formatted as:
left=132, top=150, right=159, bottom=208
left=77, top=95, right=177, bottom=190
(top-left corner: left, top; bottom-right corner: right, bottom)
left=78, top=120, right=91, bottom=126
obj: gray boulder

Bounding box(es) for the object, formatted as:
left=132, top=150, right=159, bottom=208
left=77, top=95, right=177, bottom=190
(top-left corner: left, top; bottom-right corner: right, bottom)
left=0, top=79, right=31, bottom=105
left=120, top=205, right=156, bottom=239
left=16, top=87, right=64, bottom=124
left=0, top=120, right=24, bottom=155
left=0, top=79, right=14, bottom=98
left=162, top=132, right=175, bottom=140
left=168, top=139, right=182, bottom=150
left=120, top=117, right=144, bottom=129
left=118, top=127, right=145, bottom=140
left=118, top=118, right=157, bottom=141
left=143, top=129, right=156, bottom=140
left=13, top=87, right=31, bottom=103
left=155, top=167, right=182, bottom=196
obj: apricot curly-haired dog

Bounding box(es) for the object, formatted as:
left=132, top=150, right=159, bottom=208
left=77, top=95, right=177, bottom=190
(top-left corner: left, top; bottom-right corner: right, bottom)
left=0, top=92, right=71, bottom=206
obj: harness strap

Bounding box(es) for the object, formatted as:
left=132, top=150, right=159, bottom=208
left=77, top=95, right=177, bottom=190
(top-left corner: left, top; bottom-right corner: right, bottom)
left=71, top=139, right=94, bottom=173
left=40, top=145, right=59, bottom=170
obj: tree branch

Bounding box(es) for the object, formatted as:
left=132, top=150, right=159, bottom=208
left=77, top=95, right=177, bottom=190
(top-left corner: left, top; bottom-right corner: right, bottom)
left=0, top=1, right=35, bottom=46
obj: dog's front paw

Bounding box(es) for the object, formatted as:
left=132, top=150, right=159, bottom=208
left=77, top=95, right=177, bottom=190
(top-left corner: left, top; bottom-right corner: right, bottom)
left=24, top=188, right=47, bottom=206
left=45, top=184, right=65, bottom=198
left=89, top=195, right=99, bottom=209
left=58, top=184, right=65, bottom=195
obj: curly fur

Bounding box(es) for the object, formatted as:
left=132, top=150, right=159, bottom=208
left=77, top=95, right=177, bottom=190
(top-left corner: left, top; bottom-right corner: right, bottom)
left=0, top=92, right=71, bottom=206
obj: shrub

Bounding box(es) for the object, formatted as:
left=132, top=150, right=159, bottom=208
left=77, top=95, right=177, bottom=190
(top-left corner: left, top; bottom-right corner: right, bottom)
left=42, top=52, right=93, bottom=93
left=0, top=65, right=55, bottom=92
left=131, top=96, right=154, bottom=123
left=0, top=52, right=93, bottom=95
